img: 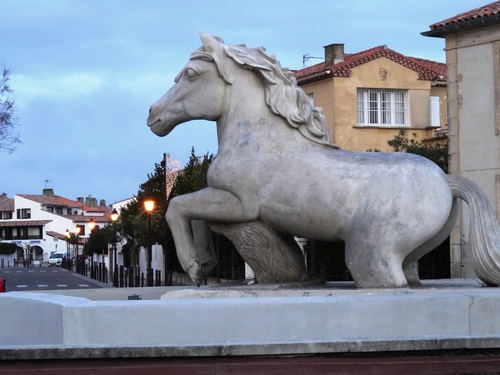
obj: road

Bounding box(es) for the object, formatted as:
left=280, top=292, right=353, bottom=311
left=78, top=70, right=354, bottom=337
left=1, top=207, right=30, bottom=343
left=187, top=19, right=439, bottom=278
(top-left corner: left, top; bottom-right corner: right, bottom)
left=0, top=266, right=109, bottom=291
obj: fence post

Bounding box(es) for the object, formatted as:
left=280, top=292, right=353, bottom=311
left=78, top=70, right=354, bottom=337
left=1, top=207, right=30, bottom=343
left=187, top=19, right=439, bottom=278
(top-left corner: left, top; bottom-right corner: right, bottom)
left=119, top=265, right=124, bottom=287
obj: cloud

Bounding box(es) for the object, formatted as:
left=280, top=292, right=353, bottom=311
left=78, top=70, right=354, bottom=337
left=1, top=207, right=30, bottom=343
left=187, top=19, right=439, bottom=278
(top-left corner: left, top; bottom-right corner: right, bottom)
left=13, top=73, right=104, bottom=102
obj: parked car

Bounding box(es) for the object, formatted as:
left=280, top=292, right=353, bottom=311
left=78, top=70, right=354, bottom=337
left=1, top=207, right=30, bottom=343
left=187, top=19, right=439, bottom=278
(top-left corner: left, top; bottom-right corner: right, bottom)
left=48, top=252, right=65, bottom=267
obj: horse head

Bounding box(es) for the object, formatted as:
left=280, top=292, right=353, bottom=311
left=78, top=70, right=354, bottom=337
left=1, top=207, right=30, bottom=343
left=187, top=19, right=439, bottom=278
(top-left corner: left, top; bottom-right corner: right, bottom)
left=148, top=33, right=336, bottom=146
left=147, top=33, right=231, bottom=137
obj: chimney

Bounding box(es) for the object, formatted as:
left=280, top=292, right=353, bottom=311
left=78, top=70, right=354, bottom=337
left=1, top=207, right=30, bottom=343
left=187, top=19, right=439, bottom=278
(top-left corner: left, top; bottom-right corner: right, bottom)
left=324, top=43, right=345, bottom=67
left=85, top=196, right=98, bottom=208
left=43, top=188, right=54, bottom=197
left=99, top=199, right=106, bottom=207
left=77, top=197, right=84, bottom=204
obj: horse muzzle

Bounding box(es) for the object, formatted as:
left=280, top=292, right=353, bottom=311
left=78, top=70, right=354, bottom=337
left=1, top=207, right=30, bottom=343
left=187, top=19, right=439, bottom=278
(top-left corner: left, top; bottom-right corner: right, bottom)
left=147, top=103, right=170, bottom=136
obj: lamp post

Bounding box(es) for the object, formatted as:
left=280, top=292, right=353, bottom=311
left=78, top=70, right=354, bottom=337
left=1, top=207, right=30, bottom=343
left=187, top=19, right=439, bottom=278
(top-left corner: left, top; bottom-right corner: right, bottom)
left=74, top=226, right=81, bottom=273
left=88, top=219, right=95, bottom=273
left=65, top=229, right=70, bottom=270
left=143, top=198, right=155, bottom=287
left=110, top=208, right=119, bottom=287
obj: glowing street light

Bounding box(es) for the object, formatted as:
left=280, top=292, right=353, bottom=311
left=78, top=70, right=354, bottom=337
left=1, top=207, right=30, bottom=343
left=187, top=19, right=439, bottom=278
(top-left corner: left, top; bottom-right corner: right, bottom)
left=110, top=208, right=119, bottom=287
left=89, top=218, right=96, bottom=231
left=143, top=198, right=155, bottom=287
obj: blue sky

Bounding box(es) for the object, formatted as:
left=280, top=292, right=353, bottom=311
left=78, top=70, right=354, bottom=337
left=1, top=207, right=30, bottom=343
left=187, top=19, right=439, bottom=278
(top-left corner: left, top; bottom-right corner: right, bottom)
left=0, top=0, right=488, bottom=204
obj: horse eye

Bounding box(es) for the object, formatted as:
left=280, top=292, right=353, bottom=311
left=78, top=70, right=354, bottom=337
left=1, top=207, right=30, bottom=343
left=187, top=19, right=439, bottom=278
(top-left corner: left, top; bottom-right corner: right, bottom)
left=184, top=68, right=198, bottom=79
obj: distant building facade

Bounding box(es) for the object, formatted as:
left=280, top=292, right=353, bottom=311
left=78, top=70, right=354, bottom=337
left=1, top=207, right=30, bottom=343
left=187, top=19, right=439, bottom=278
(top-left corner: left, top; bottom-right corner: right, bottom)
left=0, top=188, right=111, bottom=264
left=423, top=1, right=500, bottom=278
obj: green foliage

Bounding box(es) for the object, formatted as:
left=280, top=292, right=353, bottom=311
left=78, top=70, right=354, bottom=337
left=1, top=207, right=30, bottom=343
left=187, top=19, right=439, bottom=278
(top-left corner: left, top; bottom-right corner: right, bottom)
left=118, top=161, right=167, bottom=266
left=111, top=147, right=244, bottom=277
left=169, top=147, right=214, bottom=198
left=166, top=148, right=215, bottom=272
left=0, top=67, right=21, bottom=153
left=114, top=147, right=215, bottom=270
left=83, top=226, right=114, bottom=256
left=387, top=129, right=448, bottom=173
left=0, top=242, right=16, bottom=254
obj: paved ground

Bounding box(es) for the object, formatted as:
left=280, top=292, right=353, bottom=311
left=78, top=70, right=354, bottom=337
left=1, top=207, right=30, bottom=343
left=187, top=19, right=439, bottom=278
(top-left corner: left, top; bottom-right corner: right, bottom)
left=0, top=266, right=110, bottom=291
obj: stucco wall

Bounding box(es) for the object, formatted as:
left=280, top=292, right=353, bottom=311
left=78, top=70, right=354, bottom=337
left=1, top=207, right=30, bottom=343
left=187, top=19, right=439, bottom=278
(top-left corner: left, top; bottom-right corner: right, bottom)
left=300, top=57, right=446, bottom=152
left=446, top=25, right=500, bottom=278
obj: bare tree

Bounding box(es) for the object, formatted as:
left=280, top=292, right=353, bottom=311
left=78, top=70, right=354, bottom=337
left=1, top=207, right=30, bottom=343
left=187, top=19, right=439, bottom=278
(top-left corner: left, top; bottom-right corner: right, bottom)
left=0, top=67, right=21, bottom=153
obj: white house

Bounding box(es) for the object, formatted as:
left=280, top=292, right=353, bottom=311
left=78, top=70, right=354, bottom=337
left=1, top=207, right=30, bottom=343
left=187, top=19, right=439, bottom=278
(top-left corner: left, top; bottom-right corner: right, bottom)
left=0, top=188, right=111, bottom=265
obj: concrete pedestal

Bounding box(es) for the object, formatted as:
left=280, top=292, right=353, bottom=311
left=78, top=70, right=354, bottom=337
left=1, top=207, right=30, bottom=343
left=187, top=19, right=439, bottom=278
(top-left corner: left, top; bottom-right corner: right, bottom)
left=1, top=279, right=499, bottom=361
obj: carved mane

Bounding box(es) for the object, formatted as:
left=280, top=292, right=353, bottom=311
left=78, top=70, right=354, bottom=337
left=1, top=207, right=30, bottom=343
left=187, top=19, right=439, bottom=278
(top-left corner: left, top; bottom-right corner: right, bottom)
left=192, top=33, right=339, bottom=148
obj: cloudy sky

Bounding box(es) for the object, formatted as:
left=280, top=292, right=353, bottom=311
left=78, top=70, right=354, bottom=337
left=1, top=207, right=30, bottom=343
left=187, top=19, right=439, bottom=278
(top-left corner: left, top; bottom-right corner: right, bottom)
left=0, top=0, right=487, bottom=204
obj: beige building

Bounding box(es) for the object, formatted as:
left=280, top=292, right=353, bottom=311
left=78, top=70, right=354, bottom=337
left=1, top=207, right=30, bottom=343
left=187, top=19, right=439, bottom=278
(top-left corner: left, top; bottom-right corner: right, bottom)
left=294, top=44, right=447, bottom=152
left=423, top=1, right=500, bottom=278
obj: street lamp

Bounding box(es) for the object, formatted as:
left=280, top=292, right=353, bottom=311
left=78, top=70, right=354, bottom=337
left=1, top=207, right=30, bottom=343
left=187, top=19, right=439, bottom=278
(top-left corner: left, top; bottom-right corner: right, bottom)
left=110, top=208, right=119, bottom=287
left=143, top=198, right=155, bottom=287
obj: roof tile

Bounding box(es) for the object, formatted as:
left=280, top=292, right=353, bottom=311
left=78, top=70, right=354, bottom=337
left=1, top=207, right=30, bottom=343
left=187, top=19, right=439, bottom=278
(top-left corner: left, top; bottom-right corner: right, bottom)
left=429, top=1, right=500, bottom=31
left=294, top=45, right=445, bottom=84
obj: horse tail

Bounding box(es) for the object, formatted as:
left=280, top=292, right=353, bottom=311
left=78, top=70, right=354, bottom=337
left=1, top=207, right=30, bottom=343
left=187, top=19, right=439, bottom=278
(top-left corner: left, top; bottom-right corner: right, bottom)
left=446, top=175, right=500, bottom=286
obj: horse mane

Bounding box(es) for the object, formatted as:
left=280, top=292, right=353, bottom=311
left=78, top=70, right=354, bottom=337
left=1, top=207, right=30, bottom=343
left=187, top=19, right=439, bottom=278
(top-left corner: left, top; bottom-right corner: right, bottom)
left=194, top=34, right=339, bottom=149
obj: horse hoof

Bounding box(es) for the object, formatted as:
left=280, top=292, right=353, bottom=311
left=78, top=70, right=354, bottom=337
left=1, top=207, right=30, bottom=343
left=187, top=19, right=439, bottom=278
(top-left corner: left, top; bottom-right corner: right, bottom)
left=188, top=263, right=202, bottom=287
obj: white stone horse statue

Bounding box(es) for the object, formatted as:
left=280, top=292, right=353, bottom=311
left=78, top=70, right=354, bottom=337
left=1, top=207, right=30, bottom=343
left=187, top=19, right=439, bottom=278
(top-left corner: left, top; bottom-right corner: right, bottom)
left=148, top=33, right=500, bottom=288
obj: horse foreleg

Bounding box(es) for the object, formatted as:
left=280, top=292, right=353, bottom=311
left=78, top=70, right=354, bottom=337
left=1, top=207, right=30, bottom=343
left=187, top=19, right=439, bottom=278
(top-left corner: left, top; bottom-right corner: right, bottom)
left=192, top=220, right=217, bottom=273
left=166, top=187, right=258, bottom=285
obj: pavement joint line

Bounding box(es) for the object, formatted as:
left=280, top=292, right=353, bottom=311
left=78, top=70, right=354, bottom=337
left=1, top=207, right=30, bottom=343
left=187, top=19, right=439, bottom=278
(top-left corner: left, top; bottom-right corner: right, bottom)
left=16, top=285, right=27, bottom=288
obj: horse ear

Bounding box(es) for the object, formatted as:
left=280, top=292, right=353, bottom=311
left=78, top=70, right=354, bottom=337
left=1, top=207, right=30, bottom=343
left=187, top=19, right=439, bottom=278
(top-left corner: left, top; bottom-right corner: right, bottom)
left=199, top=32, right=225, bottom=52
left=198, top=32, right=233, bottom=84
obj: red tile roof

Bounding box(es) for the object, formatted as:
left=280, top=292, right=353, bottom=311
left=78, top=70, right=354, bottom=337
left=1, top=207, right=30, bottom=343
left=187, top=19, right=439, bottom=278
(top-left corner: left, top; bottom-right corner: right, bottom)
left=46, top=231, right=69, bottom=240
left=423, top=1, right=500, bottom=37
left=0, top=197, right=14, bottom=211
left=0, top=220, right=51, bottom=227
left=17, top=194, right=107, bottom=213
left=294, top=45, right=446, bottom=84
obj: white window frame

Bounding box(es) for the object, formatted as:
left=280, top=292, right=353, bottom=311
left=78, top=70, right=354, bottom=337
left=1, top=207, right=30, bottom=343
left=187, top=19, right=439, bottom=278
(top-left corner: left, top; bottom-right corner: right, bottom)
left=429, top=96, right=440, bottom=127
left=357, top=89, right=408, bottom=127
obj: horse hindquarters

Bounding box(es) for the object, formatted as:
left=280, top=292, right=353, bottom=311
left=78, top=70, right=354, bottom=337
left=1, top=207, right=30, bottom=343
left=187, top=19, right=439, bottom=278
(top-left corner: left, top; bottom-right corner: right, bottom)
left=344, top=168, right=452, bottom=288
left=446, top=175, right=500, bottom=286
left=402, top=198, right=459, bottom=286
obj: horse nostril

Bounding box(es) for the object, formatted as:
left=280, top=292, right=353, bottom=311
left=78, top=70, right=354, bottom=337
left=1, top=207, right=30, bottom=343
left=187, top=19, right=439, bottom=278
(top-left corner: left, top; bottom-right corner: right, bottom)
left=149, top=106, right=152, bottom=114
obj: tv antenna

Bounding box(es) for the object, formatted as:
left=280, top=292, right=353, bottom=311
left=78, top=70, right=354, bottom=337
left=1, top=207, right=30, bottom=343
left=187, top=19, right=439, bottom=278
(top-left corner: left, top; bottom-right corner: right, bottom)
left=302, top=53, right=323, bottom=67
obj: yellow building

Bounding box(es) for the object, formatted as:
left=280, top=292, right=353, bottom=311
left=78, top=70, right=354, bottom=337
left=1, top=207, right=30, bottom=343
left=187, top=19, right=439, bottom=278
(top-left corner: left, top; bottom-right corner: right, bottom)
left=294, top=44, right=447, bottom=152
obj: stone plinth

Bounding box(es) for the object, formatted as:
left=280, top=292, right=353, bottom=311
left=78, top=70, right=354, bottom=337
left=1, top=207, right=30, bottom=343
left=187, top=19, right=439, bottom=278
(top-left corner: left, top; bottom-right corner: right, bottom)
left=1, top=279, right=500, bottom=360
